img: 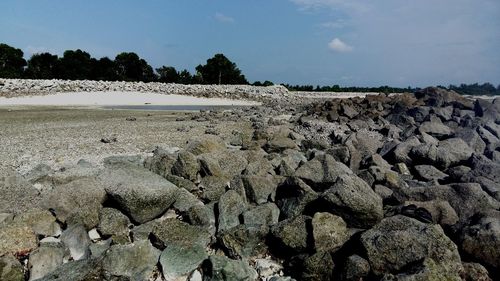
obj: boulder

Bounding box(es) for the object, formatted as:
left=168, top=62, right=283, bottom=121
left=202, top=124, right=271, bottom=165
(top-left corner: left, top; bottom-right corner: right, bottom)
left=242, top=175, right=279, bottom=204
left=28, top=243, right=65, bottom=281
left=361, top=215, right=463, bottom=279
left=0, top=254, right=24, bottom=281
left=171, top=151, right=200, bottom=181
left=299, top=252, right=334, bottom=281
left=41, top=178, right=106, bottom=229
left=60, top=224, right=91, bottom=261
left=295, top=154, right=353, bottom=191
left=218, top=190, right=246, bottom=232
left=0, top=168, right=40, bottom=214
left=159, top=243, right=207, bottom=280
left=311, top=212, right=350, bottom=253
left=321, top=174, right=383, bottom=228
left=187, top=204, right=216, bottom=235
left=12, top=209, right=61, bottom=237
left=270, top=215, right=311, bottom=254
left=342, top=255, right=370, bottom=281
left=202, top=255, right=258, bottom=281
left=462, top=262, right=493, bottom=281
left=103, top=240, right=160, bottom=280
left=0, top=223, right=38, bottom=257
left=414, top=165, right=448, bottom=182
left=97, top=208, right=131, bottom=244
left=199, top=175, right=230, bottom=202
left=219, top=224, right=269, bottom=259
left=99, top=165, right=178, bottom=224
left=404, top=200, right=459, bottom=226
left=242, top=203, right=280, bottom=227
left=275, top=177, right=319, bottom=220
left=150, top=218, right=212, bottom=249
left=36, top=258, right=106, bottom=281
left=172, top=188, right=203, bottom=212
left=185, top=135, right=226, bottom=155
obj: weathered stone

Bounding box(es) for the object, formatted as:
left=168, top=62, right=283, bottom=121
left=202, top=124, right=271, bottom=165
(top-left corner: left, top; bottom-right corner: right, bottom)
left=0, top=168, right=40, bottom=215
left=462, top=262, right=493, bottom=281
left=159, top=243, right=208, bottom=280
left=41, top=178, right=106, bottom=229
left=171, top=151, right=200, bottom=181
left=311, top=212, right=350, bottom=253
left=0, top=223, right=38, bottom=257
left=0, top=254, right=24, bottom=281
left=275, top=177, right=319, bottom=220
left=270, top=215, right=310, bottom=254
left=342, top=255, right=370, bottom=281
left=300, top=251, right=334, bottom=281
left=28, top=243, right=65, bottom=281
left=199, top=175, right=230, bottom=202
left=172, top=187, right=203, bottom=212
left=265, top=137, right=298, bottom=153
left=242, top=175, right=278, bottom=204
left=361, top=215, right=463, bottom=278
left=103, top=240, right=160, bottom=280
left=295, top=154, right=353, bottom=190
left=97, top=208, right=131, bottom=244
left=99, top=165, right=178, bottom=224
left=151, top=218, right=212, bottom=249
left=60, top=224, right=91, bottom=261
left=219, top=224, right=269, bottom=259
left=414, top=165, right=448, bottom=181
left=218, top=190, right=246, bottom=232
left=404, top=200, right=459, bottom=226
left=242, top=203, right=280, bottom=227
left=202, top=255, right=258, bottom=281
left=187, top=204, right=216, bottom=235
left=185, top=135, right=226, bottom=156
left=13, top=209, right=60, bottom=237
left=322, top=174, right=383, bottom=228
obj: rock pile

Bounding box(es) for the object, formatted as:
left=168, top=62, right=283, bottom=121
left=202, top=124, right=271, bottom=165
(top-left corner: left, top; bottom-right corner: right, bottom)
left=1, top=87, right=499, bottom=280
left=0, top=78, right=288, bottom=102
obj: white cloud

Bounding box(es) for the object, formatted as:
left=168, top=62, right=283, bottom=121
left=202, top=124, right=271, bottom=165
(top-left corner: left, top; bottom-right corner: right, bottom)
left=328, top=38, right=352, bottom=52
left=291, top=0, right=369, bottom=13
left=320, top=20, right=347, bottom=29
left=214, top=12, right=234, bottom=23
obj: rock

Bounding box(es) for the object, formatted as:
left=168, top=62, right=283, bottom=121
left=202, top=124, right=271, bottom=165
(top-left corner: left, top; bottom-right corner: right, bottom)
left=242, top=175, right=278, bottom=204
left=0, top=213, right=13, bottom=224
left=60, top=224, right=91, bottom=261
left=275, top=177, right=319, bottom=220
left=218, top=190, right=246, bottom=232
left=345, top=130, right=384, bottom=171
left=186, top=135, right=226, bottom=156
left=0, top=223, right=38, bottom=257
left=414, top=165, right=448, bottom=181
left=433, top=105, right=454, bottom=121
left=88, top=229, right=100, bottom=241
left=255, top=259, right=283, bottom=280
left=187, top=204, right=216, bottom=235
left=219, top=224, right=269, bottom=259
left=99, top=165, right=178, bottom=224
left=159, top=243, right=208, bottom=280
left=270, top=215, right=311, bottom=254
left=202, top=255, right=258, bottom=281
left=325, top=146, right=350, bottom=165
left=388, top=136, right=421, bottom=165
left=28, top=243, right=65, bottom=281
left=311, top=212, right=350, bottom=253
left=342, top=255, right=370, bottom=281
left=199, top=176, right=230, bottom=202
left=242, top=203, right=280, bottom=226
left=0, top=168, right=40, bottom=214
left=321, top=174, right=383, bottom=228
left=455, top=128, right=486, bottom=155
left=172, top=188, right=203, bottom=212
left=299, top=251, right=334, bottom=281
left=89, top=239, right=111, bottom=258
left=171, top=151, right=200, bottom=181
left=97, top=208, right=131, bottom=244
left=125, top=116, right=137, bottom=121
left=265, top=137, right=298, bottom=153
left=459, top=211, right=500, bottom=269
left=143, top=147, right=178, bottom=178
left=103, top=155, right=143, bottom=168
left=295, top=154, right=353, bottom=190
left=150, top=218, right=212, bottom=249
left=436, top=138, right=474, bottom=168
left=0, top=254, right=24, bottom=281
left=12, top=209, right=60, bottom=237
left=41, top=178, right=106, bottom=229
left=361, top=215, right=463, bottom=278
left=34, top=258, right=106, bottom=281
left=462, top=262, right=493, bottom=281
left=404, top=200, right=459, bottom=226
left=100, top=136, right=117, bottom=143
left=103, top=240, right=161, bottom=280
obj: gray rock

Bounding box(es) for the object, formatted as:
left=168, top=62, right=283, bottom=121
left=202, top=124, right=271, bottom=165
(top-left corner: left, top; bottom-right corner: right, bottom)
left=414, top=165, right=448, bottom=181
left=374, top=185, right=393, bottom=201
left=342, top=255, right=370, bottom=281
left=103, top=240, right=160, bottom=281
left=202, top=255, right=258, bottom=281
left=185, top=135, right=226, bottom=156
left=89, top=239, right=112, bottom=258
left=361, top=215, right=463, bottom=278
left=173, top=188, right=203, bottom=212
left=295, top=154, right=353, bottom=190
left=151, top=218, right=212, bottom=249
left=312, top=212, right=350, bottom=253
left=36, top=257, right=107, bottom=281
left=187, top=204, right=216, bottom=235
left=103, top=155, right=142, bottom=167
left=199, top=176, right=230, bottom=202
left=419, top=116, right=454, bottom=139
left=0, top=254, right=24, bottom=281
left=218, top=190, right=246, bottom=232
left=455, top=128, right=486, bottom=155
left=404, top=200, right=459, bottom=226
left=0, top=222, right=38, bottom=257
left=171, top=151, right=200, bottom=181
left=28, top=243, right=65, bottom=281
left=242, top=203, right=280, bottom=226
left=462, top=262, right=493, bottom=281
left=99, top=165, right=178, bottom=224
left=275, top=177, right=319, bottom=220
left=41, top=178, right=106, bottom=229
left=242, top=175, right=278, bottom=204
left=322, top=174, right=383, bottom=228
left=432, top=106, right=454, bottom=121
left=270, top=215, right=310, bottom=254
left=389, top=136, right=421, bottom=165
left=159, top=243, right=208, bottom=280
left=459, top=211, right=500, bottom=269
left=97, top=208, right=131, bottom=244
left=12, top=209, right=61, bottom=237
left=219, top=224, right=269, bottom=259
left=60, top=224, right=91, bottom=261
left=0, top=168, right=40, bottom=215
left=265, top=137, right=298, bottom=153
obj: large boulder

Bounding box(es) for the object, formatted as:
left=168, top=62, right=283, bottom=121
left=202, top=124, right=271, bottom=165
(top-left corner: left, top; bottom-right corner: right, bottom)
left=294, top=154, right=353, bottom=191
left=0, top=168, right=40, bottom=214
left=311, top=212, right=350, bottom=253
left=242, top=175, right=279, bottom=204
left=219, top=224, right=269, bottom=259
left=218, top=190, right=246, bottom=232
left=171, top=151, right=200, bottom=181
left=99, top=165, right=178, bottom=224
left=270, top=215, right=311, bottom=254
left=321, top=174, right=383, bottom=228
left=150, top=218, right=212, bottom=249
left=28, top=243, right=65, bottom=281
left=0, top=223, right=38, bottom=257
left=275, top=177, right=319, bottom=220
left=159, top=243, right=207, bottom=280
left=202, top=255, right=258, bottom=281
left=0, top=254, right=24, bottom=281
left=361, top=215, right=463, bottom=279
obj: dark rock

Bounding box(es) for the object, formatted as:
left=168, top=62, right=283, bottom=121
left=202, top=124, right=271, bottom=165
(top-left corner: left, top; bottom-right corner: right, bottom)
left=159, top=243, right=207, bottom=280
left=242, top=203, right=280, bottom=227
left=299, top=251, right=334, bottom=281
left=295, top=154, right=353, bottom=191
left=218, top=190, right=246, bottom=232
left=202, top=255, right=257, bottom=281
left=418, top=116, right=454, bottom=139
left=199, top=176, right=230, bottom=202
left=219, top=224, right=269, bottom=259
left=171, top=151, right=199, bottom=181
left=342, top=255, right=370, bottom=281
left=275, top=178, right=319, bottom=220
left=187, top=204, right=216, bottom=235
left=311, top=212, right=350, bottom=253
left=270, top=215, right=311, bottom=254
left=36, top=258, right=106, bottom=281
left=462, top=262, right=493, bottom=281
left=414, top=165, right=448, bottom=182
left=151, top=218, right=212, bottom=249
left=0, top=254, right=24, bottom=281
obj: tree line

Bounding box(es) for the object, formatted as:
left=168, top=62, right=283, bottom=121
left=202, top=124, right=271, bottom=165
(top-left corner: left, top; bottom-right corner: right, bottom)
left=1, top=42, right=499, bottom=95
left=0, top=43, right=247, bottom=84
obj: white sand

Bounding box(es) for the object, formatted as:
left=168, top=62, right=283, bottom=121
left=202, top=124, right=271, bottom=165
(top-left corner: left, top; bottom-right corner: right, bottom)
left=0, top=91, right=260, bottom=106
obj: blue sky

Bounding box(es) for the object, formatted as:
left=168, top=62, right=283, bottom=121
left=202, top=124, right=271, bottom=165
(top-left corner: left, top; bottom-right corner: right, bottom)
left=1, top=0, right=499, bottom=87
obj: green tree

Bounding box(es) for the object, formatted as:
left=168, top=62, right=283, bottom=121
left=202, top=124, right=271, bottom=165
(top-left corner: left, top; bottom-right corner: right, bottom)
left=0, top=43, right=27, bottom=78
left=90, top=57, right=118, bottom=81
left=178, top=69, right=193, bottom=84
left=114, top=52, right=155, bottom=82
left=195, top=53, right=248, bottom=85
left=25, top=53, right=59, bottom=79
left=57, top=49, right=93, bottom=80
left=156, top=66, right=180, bottom=83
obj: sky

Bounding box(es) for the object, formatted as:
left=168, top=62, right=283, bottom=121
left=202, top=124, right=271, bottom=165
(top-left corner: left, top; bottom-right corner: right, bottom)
left=1, top=0, right=499, bottom=87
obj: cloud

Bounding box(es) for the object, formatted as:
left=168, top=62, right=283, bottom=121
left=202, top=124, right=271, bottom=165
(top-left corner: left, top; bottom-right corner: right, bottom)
left=319, top=20, right=347, bottom=29
left=290, top=0, right=369, bottom=13
left=214, top=12, right=234, bottom=23
left=328, top=38, right=352, bottom=52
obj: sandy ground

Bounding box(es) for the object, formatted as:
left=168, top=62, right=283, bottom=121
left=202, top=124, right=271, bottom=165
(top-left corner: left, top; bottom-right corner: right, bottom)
left=0, top=91, right=261, bottom=106
left=0, top=106, right=253, bottom=174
